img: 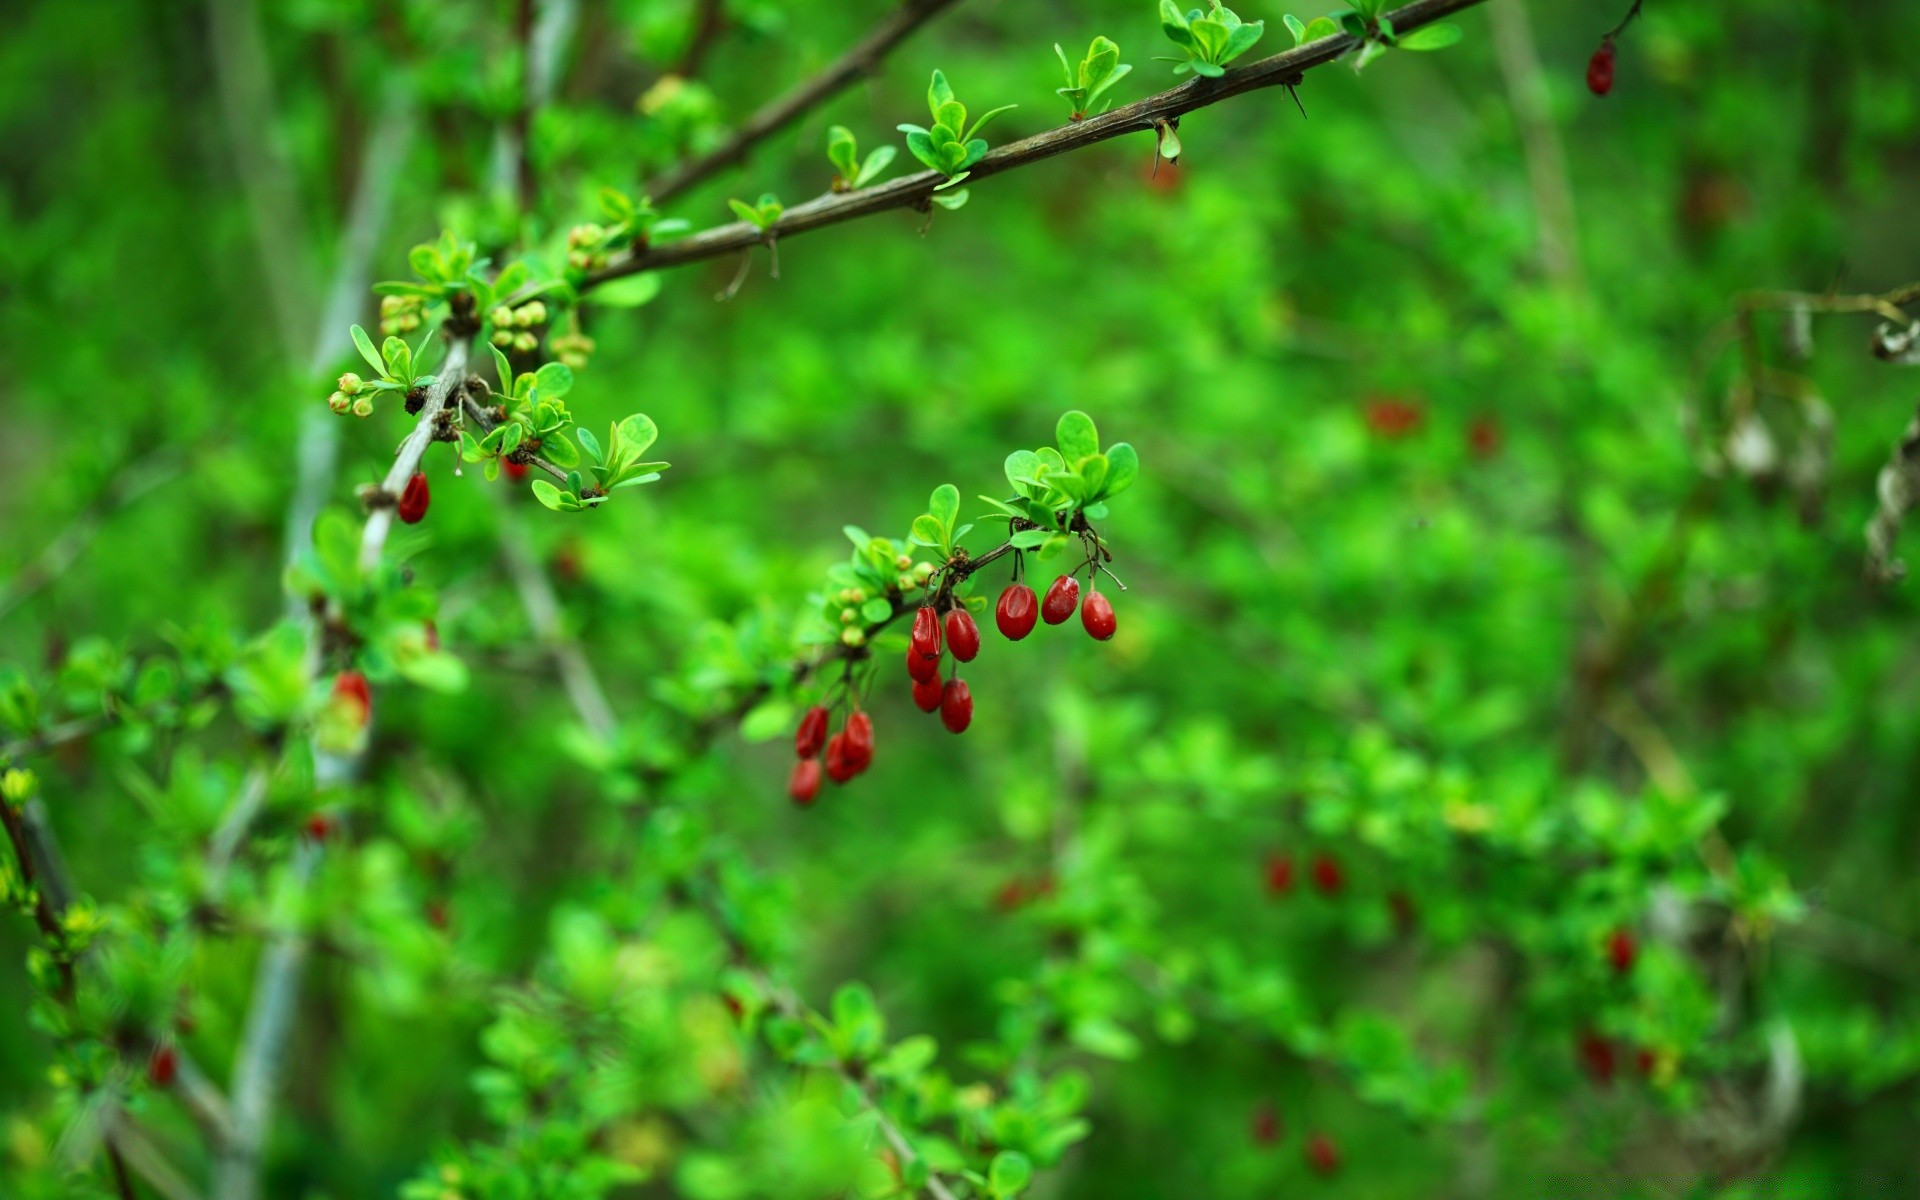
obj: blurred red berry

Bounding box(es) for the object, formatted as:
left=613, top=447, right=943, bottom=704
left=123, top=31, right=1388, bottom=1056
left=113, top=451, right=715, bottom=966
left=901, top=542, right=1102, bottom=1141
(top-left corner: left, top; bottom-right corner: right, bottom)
left=1263, top=854, right=1295, bottom=896
left=332, top=670, right=371, bottom=725
left=147, top=1043, right=178, bottom=1088
left=1578, top=1030, right=1617, bottom=1085
left=1467, top=416, right=1504, bottom=458
left=1587, top=41, right=1616, bottom=96
left=824, top=733, right=857, bottom=784
left=1364, top=396, right=1424, bottom=439
left=503, top=458, right=529, bottom=481
left=795, top=705, right=829, bottom=759
left=398, top=471, right=430, bottom=524
left=1634, top=1046, right=1658, bottom=1078
left=423, top=620, right=440, bottom=651
left=844, top=712, right=874, bottom=773
left=789, top=758, right=823, bottom=805
left=1305, top=1131, right=1341, bottom=1175
left=1042, top=575, right=1080, bottom=625
left=1607, top=928, right=1637, bottom=975
left=940, top=679, right=973, bottom=733
left=1251, top=1102, right=1281, bottom=1146
left=305, top=812, right=334, bottom=842
left=1310, top=852, right=1344, bottom=895
left=996, top=584, right=1038, bottom=640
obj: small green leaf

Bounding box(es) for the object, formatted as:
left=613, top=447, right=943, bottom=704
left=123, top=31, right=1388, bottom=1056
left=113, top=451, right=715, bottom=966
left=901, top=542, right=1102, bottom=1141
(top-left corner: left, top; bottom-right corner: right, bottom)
left=617, top=414, right=658, bottom=456
left=530, top=479, right=567, bottom=511
left=910, top=514, right=946, bottom=548
left=929, top=483, right=960, bottom=532
left=589, top=272, right=661, bottom=308
left=350, top=325, right=384, bottom=375
left=1056, top=411, right=1099, bottom=461
left=1102, top=442, right=1139, bottom=498
left=988, top=1152, right=1033, bottom=1198
left=1397, top=22, right=1462, bottom=50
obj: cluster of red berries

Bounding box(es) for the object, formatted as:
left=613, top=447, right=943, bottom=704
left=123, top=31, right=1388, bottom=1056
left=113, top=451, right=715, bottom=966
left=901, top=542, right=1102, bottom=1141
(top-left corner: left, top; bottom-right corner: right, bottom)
left=995, top=572, right=1116, bottom=644
left=1577, top=1029, right=1662, bottom=1087
left=1263, top=851, right=1345, bottom=897
left=788, top=705, right=873, bottom=803
left=1251, top=1108, right=1340, bottom=1176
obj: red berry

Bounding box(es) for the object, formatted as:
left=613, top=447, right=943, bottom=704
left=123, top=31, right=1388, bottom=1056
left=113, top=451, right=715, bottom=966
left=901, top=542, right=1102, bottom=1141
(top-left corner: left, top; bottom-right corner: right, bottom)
left=1578, top=1030, right=1617, bottom=1085
left=1364, top=396, right=1424, bottom=439
left=332, top=670, right=372, bottom=724
left=1263, top=854, right=1295, bottom=896
left=910, top=606, right=942, bottom=659
left=503, top=458, right=529, bottom=481
left=1634, top=1046, right=1658, bottom=1078
left=940, top=679, right=972, bottom=733
left=996, top=584, right=1038, bottom=640
left=1251, top=1102, right=1281, bottom=1146
left=906, top=645, right=940, bottom=684
left=944, top=608, right=980, bottom=662
left=912, top=674, right=943, bottom=713
left=397, top=471, right=430, bottom=524
left=304, top=812, right=334, bottom=842
left=1305, top=1132, right=1341, bottom=1176
left=844, top=712, right=874, bottom=773
left=1310, top=852, right=1343, bottom=895
left=824, top=733, right=857, bottom=784
left=425, top=900, right=450, bottom=929
left=789, top=758, right=823, bottom=805
left=993, top=878, right=1031, bottom=912
left=1467, top=416, right=1504, bottom=459
left=1042, top=575, right=1080, bottom=625
left=1587, top=41, right=1615, bottom=96
left=1080, top=590, right=1116, bottom=641
left=147, top=1044, right=178, bottom=1088
left=795, top=705, right=829, bottom=759
left=1607, top=928, right=1637, bottom=975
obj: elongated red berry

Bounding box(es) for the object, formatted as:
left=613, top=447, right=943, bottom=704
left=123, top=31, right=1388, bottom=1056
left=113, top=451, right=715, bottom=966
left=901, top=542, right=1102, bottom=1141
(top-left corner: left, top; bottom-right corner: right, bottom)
left=1587, top=40, right=1615, bottom=96
left=844, top=712, right=874, bottom=773
left=1081, top=590, right=1116, bottom=641
left=910, top=606, right=942, bottom=659
left=789, top=758, right=822, bottom=805
left=912, top=674, right=943, bottom=713
left=940, top=678, right=972, bottom=733
left=305, top=812, right=334, bottom=842
left=148, top=1043, right=178, bottom=1088
left=824, top=733, right=857, bottom=784
left=906, top=645, right=940, bottom=684
left=996, top=584, right=1038, bottom=640
left=1042, top=575, right=1079, bottom=625
left=1310, top=852, right=1343, bottom=894
left=398, top=471, right=430, bottom=524
left=1263, top=854, right=1294, bottom=896
left=1305, top=1132, right=1341, bottom=1176
left=944, top=609, right=980, bottom=662
left=1251, top=1102, right=1281, bottom=1146
left=332, top=670, right=371, bottom=725
left=1607, top=928, right=1637, bottom=975
left=795, top=705, right=829, bottom=759
left=1578, top=1030, right=1617, bottom=1085
left=503, top=458, right=529, bottom=481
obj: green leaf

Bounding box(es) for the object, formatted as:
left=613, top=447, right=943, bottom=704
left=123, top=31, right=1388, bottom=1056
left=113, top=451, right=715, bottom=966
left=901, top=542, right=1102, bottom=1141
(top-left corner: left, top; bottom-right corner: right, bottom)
left=1056, top=411, right=1099, bottom=461
left=617, top=414, right=658, bottom=457
left=929, top=484, right=960, bottom=532
left=827, top=124, right=859, bottom=178
left=966, top=104, right=1017, bottom=141
left=489, top=344, right=514, bottom=391
left=727, top=198, right=762, bottom=226
left=542, top=432, right=579, bottom=469
left=1284, top=13, right=1306, bottom=43
left=589, top=272, right=662, bottom=308
left=575, top=425, right=604, bottom=466
left=350, top=325, right=384, bottom=375
left=1397, top=22, right=1462, bottom=50
left=1303, top=15, right=1340, bottom=40
left=927, top=70, right=955, bottom=115
left=1102, top=442, right=1139, bottom=498
left=930, top=187, right=970, bottom=210
left=530, top=479, right=568, bottom=511
left=1070, top=1017, right=1140, bottom=1060
left=853, top=145, right=896, bottom=187
left=1160, top=0, right=1195, bottom=46
left=910, top=514, right=947, bottom=548
left=988, top=1152, right=1033, bottom=1199
left=533, top=362, right=574, bottom=399
left=1005, top=450, right=1041, bottom=496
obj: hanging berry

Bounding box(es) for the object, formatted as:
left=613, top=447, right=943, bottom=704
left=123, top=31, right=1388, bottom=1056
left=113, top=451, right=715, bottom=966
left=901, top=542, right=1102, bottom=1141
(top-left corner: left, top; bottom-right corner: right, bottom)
left=1263, top=853, right=1295, bottom=896
left=996, top=583, right=1038, bottom=640
left=148, top=1043, right=178, bottom=1088
left=824, top=733, right=857, bottom=784
left=844, top=712, right=875, bottom=773
left=304, top=812, right=335, bottom=842
left=1250, top=1102, right=1281, bottom=1146
left=503, top=458, right=530, bottom=482
left=1081, top=589, right=1116, bottom=641
left=1607, top=928, right=1637, bottom=975
left=1042, top=574, right=1080, bottom=625
left=1310, top=852, right=1344, bottom=894
left=911, top=675, right=943, bottom=713
left=795, top=705, right=830, bottom=759
left=940, top=679, right=973, bottom=733
left=789, top=759, right=822, bottom=805
left=398, top=471, right=431, bottom=524
left=944, top=608, right=981, bottom=662
left=1305, top=1132, right=1342, bottom=1176
left=332, top=671, right=372, bottom=727
left=906, top=645, right=941, bottom=684
left=1587, top=40, right=1616, bottom=96
left=910, top=606, right=943, bottom=661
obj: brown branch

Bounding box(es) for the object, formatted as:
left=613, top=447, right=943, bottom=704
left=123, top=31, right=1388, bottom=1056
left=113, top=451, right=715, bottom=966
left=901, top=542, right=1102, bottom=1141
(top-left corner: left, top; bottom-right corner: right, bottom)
left=1732, top=280, right=1920, bottom=326
left=598, top=0, right=1488, bottom=283
left=644, top=0, right=967, bottom=206
left=669, top=0, right=728, bottom=81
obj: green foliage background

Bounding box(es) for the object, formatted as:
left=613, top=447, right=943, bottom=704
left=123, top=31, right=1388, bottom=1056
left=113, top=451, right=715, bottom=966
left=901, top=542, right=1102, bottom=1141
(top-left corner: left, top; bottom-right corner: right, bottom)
left=3, top=0, right=1920, bottom=1196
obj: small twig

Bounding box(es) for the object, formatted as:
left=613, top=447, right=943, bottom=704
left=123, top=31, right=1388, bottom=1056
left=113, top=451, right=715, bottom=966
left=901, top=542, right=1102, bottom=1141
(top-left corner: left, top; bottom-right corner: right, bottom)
left=1602, top=0, right=1645, bottom=42
left=645, top=0, right=968, bottom=206
left=359, top=337, right=474, bottom=572
left=491, top=490, right=618, bottom=739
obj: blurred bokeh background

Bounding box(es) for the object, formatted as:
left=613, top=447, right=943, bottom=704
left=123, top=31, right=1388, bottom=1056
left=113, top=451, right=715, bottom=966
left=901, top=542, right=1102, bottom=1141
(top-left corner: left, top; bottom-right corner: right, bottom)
left=5, top=0, right=1920, bottom=1195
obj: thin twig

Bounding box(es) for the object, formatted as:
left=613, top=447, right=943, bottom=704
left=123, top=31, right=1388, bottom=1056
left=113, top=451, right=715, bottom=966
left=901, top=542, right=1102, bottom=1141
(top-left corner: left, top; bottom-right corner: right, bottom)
left=358, top=338, right=474, bottom=572
left=597, top=0, right=1489, bottom=283
left=492, top=491, right=619, bottom=739
left=644, top=0, right=967, bottom=206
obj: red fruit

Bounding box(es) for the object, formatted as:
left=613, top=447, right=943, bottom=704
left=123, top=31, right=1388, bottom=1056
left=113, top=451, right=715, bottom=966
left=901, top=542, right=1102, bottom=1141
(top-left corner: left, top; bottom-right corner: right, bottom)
left=824, top=733, right=857, bottom=784
left=425, top=900, right=450, bottom=929
left=1081, top=590, right=1116, bottom=641
left=906, top=645, right=940, bottom=684
left=1578, top=1030, right=1617, bottom=1085
left=147, top=1044, right=178, bottom=1088
left=910, top=606, right=942, bottom=660
left=1263, top=854, right=1295, bottom=896
left=1305, top=1132, right=1341, bottom=1176
left=1251, top=1102, right=1281, bottom=1146
left=503, top=458, right=529, bottom=481
left=1364, top=396, right=1424, bottom=439
left=304, top=812, right=334, bottom=842
left=795, top=705, right=829, bottom=759
left=789, top=758, right=823, bottom=805
left=996, top=584, right=1038, bottom=640
left=912, top=674, right=943, bottom=713
left=722, top=992, right=745, bottom=1021
left=844, top=712, right=874, bottom=773
left=1587, top=41, right=1616, bottom=96
left=1607, top=928, right=1637, bottom=975
left=1634, top=1046, right=1658, bottom=1078
left=397, top=471, right=430, bottom=524
left=332, top=670, right=372, bottom=724
left=1042, top=575, right=1080, bottom=625
left=1310, top=852, right=1343, bottom=895
left=1467, top=416, right=1504, bottom=459
left=940, top=678, right=973, bottom=733
left=944, top=608, right=981, bottom=662
left=993, top=878, right=1031, bottom=912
